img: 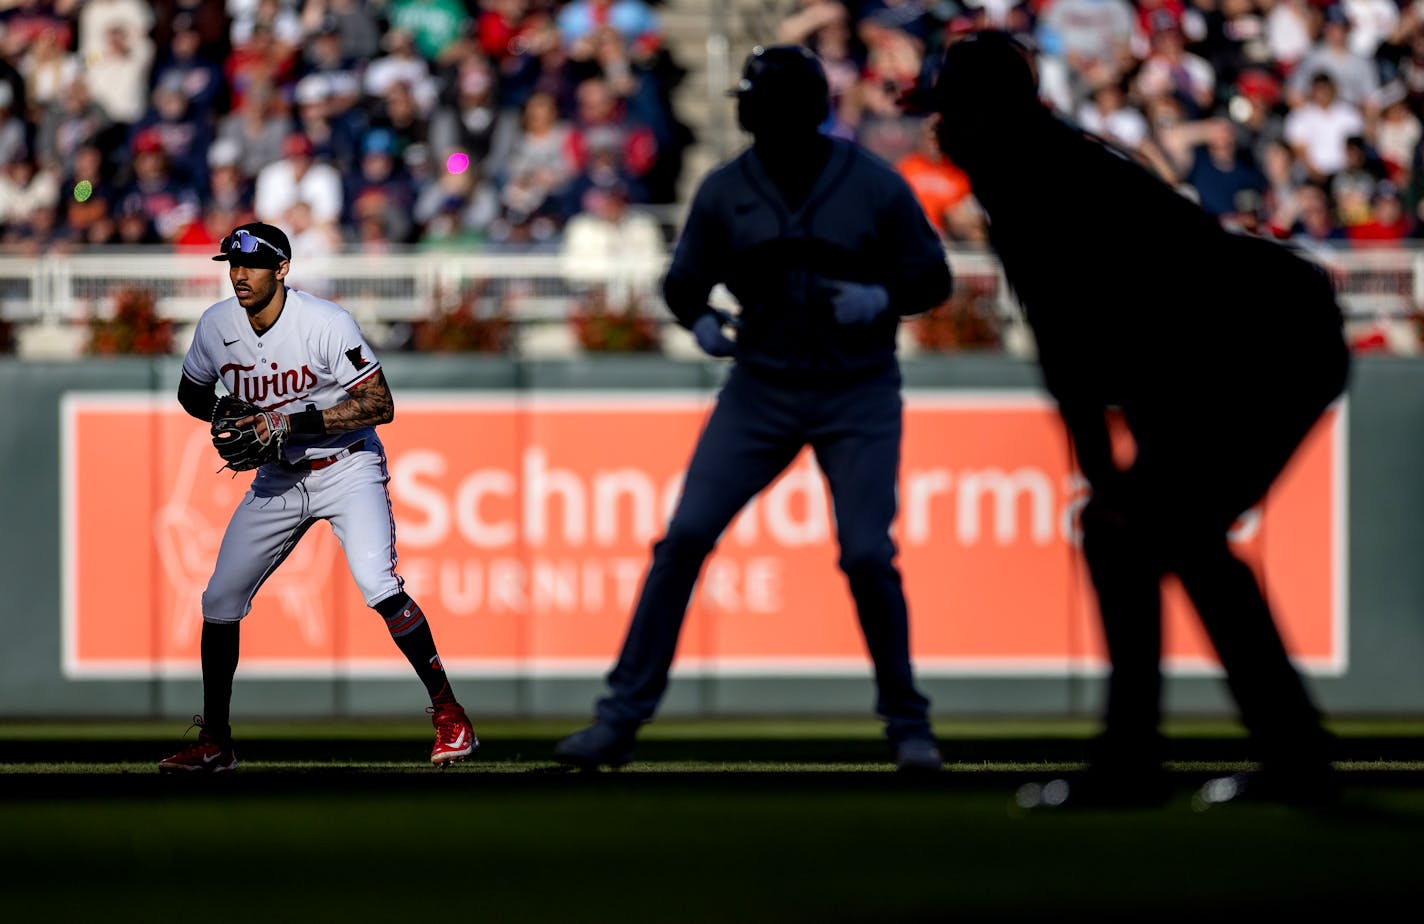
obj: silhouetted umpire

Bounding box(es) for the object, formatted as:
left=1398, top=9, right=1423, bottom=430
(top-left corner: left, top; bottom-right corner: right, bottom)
left=556, top=45, right=953, bottom=771
left=931, top=32, right=1349, bottom=805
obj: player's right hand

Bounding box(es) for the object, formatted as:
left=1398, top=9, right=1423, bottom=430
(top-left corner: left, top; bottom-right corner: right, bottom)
left=691, top=310, right=737, bottom=358
left=824, top=280, right=890, bottom=325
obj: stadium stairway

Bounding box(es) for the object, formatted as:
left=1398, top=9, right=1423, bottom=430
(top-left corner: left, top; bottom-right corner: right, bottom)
left=658, top=0, right=782, bottom=207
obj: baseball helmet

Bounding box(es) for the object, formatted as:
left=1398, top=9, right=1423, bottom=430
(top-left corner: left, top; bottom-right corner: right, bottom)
left=731, top=44, right=830, bottom=136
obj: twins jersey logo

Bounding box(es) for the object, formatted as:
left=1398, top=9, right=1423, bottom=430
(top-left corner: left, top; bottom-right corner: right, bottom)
left=182, top=288, right=382, bottom=416
left=219, top=361, right=318, bottom=410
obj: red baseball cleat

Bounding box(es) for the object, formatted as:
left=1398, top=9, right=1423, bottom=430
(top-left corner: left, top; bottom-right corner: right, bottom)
left=158, top=716, right=237, bottom=773
left=428, top=703, right=478, bottom=766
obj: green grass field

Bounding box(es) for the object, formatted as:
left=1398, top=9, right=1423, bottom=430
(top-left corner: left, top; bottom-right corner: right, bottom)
left=4, top=717, right=1423, bottom=921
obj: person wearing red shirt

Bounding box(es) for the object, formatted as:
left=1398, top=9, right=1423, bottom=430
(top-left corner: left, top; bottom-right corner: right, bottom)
left=1347, top=182, right=1413, bottom=246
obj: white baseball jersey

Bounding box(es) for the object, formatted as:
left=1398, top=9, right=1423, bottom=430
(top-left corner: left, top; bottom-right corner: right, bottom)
left=184, top=286, right=406, bottom=620
left=181, top=287, right=383, bottom=465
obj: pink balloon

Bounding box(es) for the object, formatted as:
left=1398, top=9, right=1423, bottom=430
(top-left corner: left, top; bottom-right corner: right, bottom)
left=446, top=152, right=470, bottom=174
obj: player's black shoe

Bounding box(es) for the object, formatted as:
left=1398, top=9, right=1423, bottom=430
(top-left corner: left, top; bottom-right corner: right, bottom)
left=894, top=737, right=943, bottom=773
left=158, top=715, right=237, bottom=773
left=554, top=722, right=636, bottom=770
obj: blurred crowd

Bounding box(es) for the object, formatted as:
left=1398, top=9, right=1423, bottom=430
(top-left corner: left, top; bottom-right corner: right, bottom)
left=790, top=0, right=1424, bottom=249
left=3, top=0, right=1423, bottom=260
left=0, top=0, right=692, bottom=255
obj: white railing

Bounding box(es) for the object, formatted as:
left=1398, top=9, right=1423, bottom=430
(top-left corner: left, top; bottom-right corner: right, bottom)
left=28, top=251, right=646, bottom=325
left=2, top=245, right=1011, bottom=321
left=4, top=244, right=1420, bottom=331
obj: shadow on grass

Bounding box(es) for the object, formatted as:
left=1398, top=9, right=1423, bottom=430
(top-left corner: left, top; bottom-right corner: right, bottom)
left=5, top=732, right=1424, bottom=767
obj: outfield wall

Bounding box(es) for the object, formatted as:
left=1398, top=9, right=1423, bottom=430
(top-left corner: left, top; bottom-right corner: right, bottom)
left=4, top=354, right=1424, bottom=721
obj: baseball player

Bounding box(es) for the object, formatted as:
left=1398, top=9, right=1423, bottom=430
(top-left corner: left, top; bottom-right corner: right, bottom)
left=931, top=33, right=1348, bottom=806
left=556, top=46, right=954, bottom=771
left=159, top=221, right=477, bottom=772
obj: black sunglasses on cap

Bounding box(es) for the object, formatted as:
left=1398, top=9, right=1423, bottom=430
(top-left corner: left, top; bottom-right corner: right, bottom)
left=219, top=229, right=288, bottom=261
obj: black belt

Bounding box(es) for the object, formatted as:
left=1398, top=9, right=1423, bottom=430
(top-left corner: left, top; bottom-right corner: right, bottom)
left=283, top=440, right=366, bottom=472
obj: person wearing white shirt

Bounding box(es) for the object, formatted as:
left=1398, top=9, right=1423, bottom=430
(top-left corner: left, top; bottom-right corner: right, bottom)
left=1077, top=81, right=1150, bottom=149
left=1135, top=26, right=1216, bottom=116
left=83, top=22, right=153, bottom=125
left=1342, top=0, right=1399, bottom=59
left=1264, top=0, right=1314, bottom=70
left=1286, top=7, right=1380, bottom=108
left=1283, top=73, right=1365, bottom=179
left=559, top=183, right=665, bottom=298
left=362, top=28, right=438, bottom=114
left=78, top=0, right=153, bottom=60
left=0, top=155, right=59, bottom=225
left=254, top=133, right=345, bottom=225
left=1374, top=92, right=1422, bottom=177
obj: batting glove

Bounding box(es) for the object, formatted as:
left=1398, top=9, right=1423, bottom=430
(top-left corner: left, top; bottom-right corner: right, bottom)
left=691, top=310, right=737, bottom=358
left=826, top=280, right=890, bottom=325
left=254, top=410, right=291, bottom=446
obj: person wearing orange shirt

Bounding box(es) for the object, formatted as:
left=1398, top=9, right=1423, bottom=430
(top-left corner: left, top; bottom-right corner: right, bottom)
left=896, top=117, right=971, bottom=237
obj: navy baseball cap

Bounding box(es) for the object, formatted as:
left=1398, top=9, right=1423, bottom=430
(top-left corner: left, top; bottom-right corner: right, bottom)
left=213, top=221, right=291, bottom=268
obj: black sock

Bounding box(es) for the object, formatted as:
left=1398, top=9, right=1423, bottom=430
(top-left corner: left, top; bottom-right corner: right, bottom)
left=375, top=594, right=457, bottom=706
left=200, top=620, right=240, bottom=742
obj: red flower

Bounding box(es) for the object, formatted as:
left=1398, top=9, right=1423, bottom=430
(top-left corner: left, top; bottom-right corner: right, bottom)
left=87, top=288, right=173, bottom=355
left=910, top=281, right=1001, bottom=352
left=570, top=290, right=661, bottom=353
left=410, top=283, right=513, bottom=353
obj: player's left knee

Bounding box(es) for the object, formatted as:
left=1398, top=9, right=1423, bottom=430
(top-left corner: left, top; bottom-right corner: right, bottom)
left=837, top=540, right=895, bottom=576
left=372, top=591, right=411, bottom=618
left=200, top=587, right=252, bottom=623
left=362, top=580, right=406, bottom=610
left=657, top=517, right=720, bottom=562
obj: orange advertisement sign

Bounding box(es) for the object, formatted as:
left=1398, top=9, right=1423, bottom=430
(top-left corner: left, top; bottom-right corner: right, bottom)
left=61, top=392, right=1346, bottom=679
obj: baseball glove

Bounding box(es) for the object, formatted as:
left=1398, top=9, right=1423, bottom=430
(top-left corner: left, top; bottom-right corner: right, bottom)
left=211, top=396, right=290, bottom=472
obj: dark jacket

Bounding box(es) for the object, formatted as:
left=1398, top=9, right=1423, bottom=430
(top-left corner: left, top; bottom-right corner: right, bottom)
left=663, top=137, right=951, bottom=380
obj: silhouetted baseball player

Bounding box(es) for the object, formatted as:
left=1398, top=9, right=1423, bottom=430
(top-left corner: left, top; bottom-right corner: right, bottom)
left=556, top=45, right=953, bottom=771
left=931, top=32, right=1349, bottom=805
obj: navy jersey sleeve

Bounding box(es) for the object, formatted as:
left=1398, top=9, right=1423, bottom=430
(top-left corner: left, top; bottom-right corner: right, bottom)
left=878, top=170, right=953, bottom=316
left=662, top=173, right=731, bottom=328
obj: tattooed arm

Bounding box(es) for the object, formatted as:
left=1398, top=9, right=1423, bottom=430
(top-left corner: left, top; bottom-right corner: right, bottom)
left=254, top=372, right=395, bottom=440
left=323, top=371, right=395, bottom=431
